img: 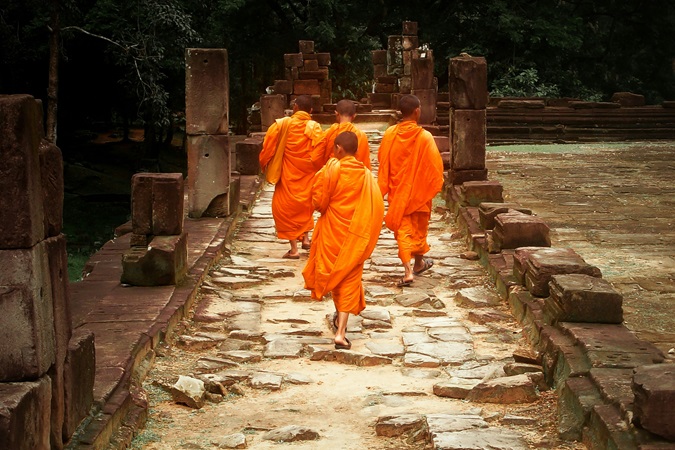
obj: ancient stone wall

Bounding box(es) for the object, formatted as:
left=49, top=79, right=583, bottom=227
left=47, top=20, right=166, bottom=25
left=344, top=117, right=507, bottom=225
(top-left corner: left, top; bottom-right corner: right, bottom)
left=0, top=94, right=94, bottom=450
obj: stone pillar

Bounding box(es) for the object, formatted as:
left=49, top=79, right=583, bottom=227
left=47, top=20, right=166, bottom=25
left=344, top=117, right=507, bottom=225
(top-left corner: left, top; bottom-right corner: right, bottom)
left=185, top=48, right=232, bottom=218
left=260, top=94, right=287, bottom=131
left=448, top=55, right=488, bottom=184
left=121, top=173, right=188, bottom=286
left=0, top=94, right=90, bottom=450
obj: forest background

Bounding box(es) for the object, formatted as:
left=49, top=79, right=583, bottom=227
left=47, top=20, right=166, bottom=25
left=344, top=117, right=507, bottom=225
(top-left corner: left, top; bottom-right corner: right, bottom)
left=1, top=0, right=674, bottom=279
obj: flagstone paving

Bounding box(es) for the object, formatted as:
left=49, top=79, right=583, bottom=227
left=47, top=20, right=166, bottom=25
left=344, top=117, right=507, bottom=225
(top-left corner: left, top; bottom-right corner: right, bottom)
left=132, top=140, right=586, bottom=449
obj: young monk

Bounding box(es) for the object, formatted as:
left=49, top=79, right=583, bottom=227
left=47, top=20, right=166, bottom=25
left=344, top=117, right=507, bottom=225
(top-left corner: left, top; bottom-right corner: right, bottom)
left=303, top=131, right=384, bottom=349
left=312, top=99, right=371, bottom=170
left=259, top=95, right=323, bottom=259
left=377, top=94, right=444, bottom=287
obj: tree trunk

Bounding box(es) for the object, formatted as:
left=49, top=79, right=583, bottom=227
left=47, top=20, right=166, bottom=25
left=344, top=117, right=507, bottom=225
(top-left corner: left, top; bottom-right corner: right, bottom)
left=46, top=0, right=60, bottom=142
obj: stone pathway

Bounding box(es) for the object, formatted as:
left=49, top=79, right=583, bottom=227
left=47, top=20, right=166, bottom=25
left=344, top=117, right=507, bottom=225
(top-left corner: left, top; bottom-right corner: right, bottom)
left=132, top=141, right=584, bottom=449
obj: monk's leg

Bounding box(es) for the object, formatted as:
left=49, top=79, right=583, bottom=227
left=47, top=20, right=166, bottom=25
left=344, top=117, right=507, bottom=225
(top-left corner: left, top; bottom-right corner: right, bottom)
left=301, top=232, right=311, bottom=249
left=334, top=311, right=350, bottom=347
left=395, top=215, right=416, bottom=283
left=286, top=239, right=300, bottom=257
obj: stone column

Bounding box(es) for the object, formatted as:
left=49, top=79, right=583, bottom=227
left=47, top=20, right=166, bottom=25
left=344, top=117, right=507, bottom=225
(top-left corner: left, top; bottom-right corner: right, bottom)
left=185, top=48, right=232, bottom=218
left=448, top=54, right=488, bottom=184
left=0, top=94, right=93, bottom=450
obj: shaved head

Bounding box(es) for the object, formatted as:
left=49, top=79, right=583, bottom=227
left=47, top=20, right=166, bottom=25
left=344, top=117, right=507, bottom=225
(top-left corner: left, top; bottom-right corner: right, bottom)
left=399, top=94, right=421, bottom=117
left=294, top=95, right=313, bottom=113
left=336, top=99, right=357, bottom=117
left=334, top=131, right=358, bottom=155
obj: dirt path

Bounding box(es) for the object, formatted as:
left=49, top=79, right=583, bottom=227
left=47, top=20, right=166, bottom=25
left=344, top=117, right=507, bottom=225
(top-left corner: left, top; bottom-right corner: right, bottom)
left=131, top=140, right=585, bottom=450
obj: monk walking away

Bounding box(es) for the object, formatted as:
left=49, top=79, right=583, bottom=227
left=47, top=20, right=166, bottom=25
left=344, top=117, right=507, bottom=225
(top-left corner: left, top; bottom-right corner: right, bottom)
left=302, top=131, right=384, bottom=349
left=377, top=94, right=444, bottom=287
left=259, top=95, right=323, bottom=259
left=313, top=99, right=371, bottom=170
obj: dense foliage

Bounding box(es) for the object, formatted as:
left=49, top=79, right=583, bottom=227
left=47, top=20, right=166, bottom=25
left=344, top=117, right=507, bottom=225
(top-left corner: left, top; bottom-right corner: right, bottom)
left=1, top=0, right=674, bottom=142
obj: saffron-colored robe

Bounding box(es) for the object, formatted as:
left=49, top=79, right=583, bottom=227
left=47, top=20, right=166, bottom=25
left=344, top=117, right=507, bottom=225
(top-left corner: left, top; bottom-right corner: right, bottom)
left=259, top=111, right=323, bottom=240
left=312, top=122, right=371, bottom=170
left=377, top=120, right=444, bottom=262
left=302, top=156, right=384, bottom=315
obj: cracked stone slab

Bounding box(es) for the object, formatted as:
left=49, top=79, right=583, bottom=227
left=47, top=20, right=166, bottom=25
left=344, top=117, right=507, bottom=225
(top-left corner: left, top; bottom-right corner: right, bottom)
left=433, top=379, right=480, bottom=399
left=195, top=356, right=240, bottom=372
left=426, top=414, right=488, bottom=432
left=402, top=331, right=435, bottom=346
left=431, top=428, right=529, bottom=450
left=406, top=341, right=475, bottom=365
left=428, top=327, right=473, bottom=343
left=212, top=432, right=247, bottom=449
left=395, top=291, right=433, bottom=307
left=262, top=425, right=320, bottom=442
left=217, top=350, right=262, bottom=363
left=374, top=414, right=427, bottom=437
left=365, top=340, right=405, bottom=357
left=360, top=308, right=391, bottom=322
left=467, top=374, right=539, bottom=404
left=211, top=276, right=261, bottom=289
left=308, top=346, right=393, bottom=366
left=249, top=372, right=283, bottom=390
left=455, top=286, right=502, bottom=308
left=263, top=339, right=304, bottom=358
left=404, top=352, right=441, bottom=368
left=283, top=372, right=313, bottom=385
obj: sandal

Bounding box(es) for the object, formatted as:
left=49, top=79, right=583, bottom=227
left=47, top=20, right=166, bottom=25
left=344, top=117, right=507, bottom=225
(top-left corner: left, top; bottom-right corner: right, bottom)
left=282, top=251, right=300, bottom=260
left=334, top=337, right=351, bottom=350
left=413, top=257, right=434, bottom=276
left=396, top=278, right=413, bottom=287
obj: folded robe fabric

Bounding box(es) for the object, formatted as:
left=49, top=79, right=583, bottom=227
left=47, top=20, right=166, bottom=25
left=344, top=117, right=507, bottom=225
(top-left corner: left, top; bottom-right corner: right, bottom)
left=302, top=156, right=384, bottom=315
left=259, top=111, right=323, bottom=240
left=377, top=120, right=444, bottom=232
left=312, top=122, right=371, bottom=170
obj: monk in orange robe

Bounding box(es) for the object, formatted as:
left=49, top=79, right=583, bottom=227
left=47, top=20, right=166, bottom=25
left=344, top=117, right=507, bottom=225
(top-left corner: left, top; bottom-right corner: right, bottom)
left=303, top=131, right=384, bottom=349
left=377, top=94, right=444, bottom=287
left=312, top=99, right=371, bottom=170
left=259, top=95, right=323, bottom=259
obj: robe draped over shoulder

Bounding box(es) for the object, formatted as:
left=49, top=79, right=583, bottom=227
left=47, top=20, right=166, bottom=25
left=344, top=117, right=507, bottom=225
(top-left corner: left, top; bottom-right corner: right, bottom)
left=259, top=111, right=323, bottom=240
left=302, top=156, right=384, bottom=314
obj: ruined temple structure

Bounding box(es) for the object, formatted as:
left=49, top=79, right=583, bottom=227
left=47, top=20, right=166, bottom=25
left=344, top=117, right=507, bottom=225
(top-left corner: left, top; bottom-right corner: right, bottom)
left=0, top=94, right=95, bottom=449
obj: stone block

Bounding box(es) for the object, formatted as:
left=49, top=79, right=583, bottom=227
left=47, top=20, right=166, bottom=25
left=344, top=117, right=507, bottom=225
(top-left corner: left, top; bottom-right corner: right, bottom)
left=47, top=363, right=64, bottom=450
left=185, top=48, right=229, bottom=135
left=62, top=329, right=95, bottom=440
left=433, top=136, right=449, bottom=153
left=316, top=52, right=331, bottom=66
left=187, top=134, right=231, bottom=218
left=492, top=211, right=551, bottom=252
left=611, top=92, right=645, bottom=107
left=402, top=35, right=419, bottom=51
left=229, top=176, right=241, bottom=216
left=273, top=79, right=293, bottom=95
left=387, top=36, right=403, bottom=70
left=320, top=79, right=332, bottom=105
left=466, top=374, right=538, bottom=403
left=399, top=76, right=411, bottom=94
left=632, top=364, right=675, bottom=441
left=402, top=21, right=418, bottom=35
left=368, top=93, right=393, bottom=109
left=548, top=274, right=623, bottom=323
left=0, top=242, right=55, bottom=381
left=449, top=55, right=488, bottom=109
left=129, top=233, right=150, bottom=247
left=235, top=138, right=263, bottom=175
left=0, top=376, right=51, bottom=450
left=478, top=202, right=532, bottom=230
left=283, top=53, right=303, bottom=68
left=298, top=40, right=314, bottom=54
left=557, top=376, right=603, bottom=441
left=260, top=94, right=287, bottom=131
left=447, top=169, right=488, bottom=185
left=121, top=233, right=188, bottom=286
left=451, top=109, right=486, bottom=170
left=293, top=79, right=320, bottom=96
left=441, top=152, right=451, bottom=170
left=39, top=140, right=64, bottom=238
left=525, top=248, right=602, bottom=297
left=44, top=235, right=72, bottom=366
left=372, top=50, right=387, bottom=65
left=0, top=95, right=44, bottom=249
left=374, top=82, right=396, bottom=94
left=302, top=59, right=319, bottom=71
left=285, top=66, right=298, bottom=81
left=298, top=70, right=328, bottom=81
left=459, top=180, right=503, bottom=207
left=373, top=64, right=387, bottom=78
left=131, top=173, right=184, bottom=236
left=411, top=57, right=434, bottom=90
left=411, top=88, right=437, bottom=124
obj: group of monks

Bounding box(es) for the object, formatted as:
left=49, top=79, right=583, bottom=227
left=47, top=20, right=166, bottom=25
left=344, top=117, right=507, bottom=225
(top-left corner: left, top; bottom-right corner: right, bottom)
left=259, top=94, right=444, bottom=349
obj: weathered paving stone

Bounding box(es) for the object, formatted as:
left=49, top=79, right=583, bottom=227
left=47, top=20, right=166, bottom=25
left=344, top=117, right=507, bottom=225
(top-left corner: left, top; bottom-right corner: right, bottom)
left=406, top=342, right=475, bottom=365
left=217, top=350, right=261, bottom=363
left=171, top=376, right=206, bottom=409
left=375, top=414, right=427, bottom=438
left=313, top=349, right=393, bottom=367
left=412, top=308, right=447, bottom=317
left=211, top=276, right=260, bottom=289
left=415, top=317, right=463, bottom=328
left=194, top=331, right=228, bottom=342
left=431, top=429, right=529, bottom=450
left=455, top=286, right=501, bottom=308
left=292, top=289, right=313, bottom=302
left=249, top=372, right=283, bottom=390
left=176, top=335, right=220, bottom=351
left=448, top=361, right=507, bottom=380
left=426, top=413, right=488, bottom=432
left=503, top=362, right=543, bottom=376
left=360, top=308, right=391, bottom=322
left=402, top=331, right=434, bottom=346
left=263, top=339, right=303, bottom=359
left=262, top=425, right=319, bottom=442
left=467, top=374, right=539, bottom=404
left=283, top=373, right=313, bottom=385
left=400, top=368, right=443, bottom=379
left=433, top=379, right=480, bottom=399
left=365, top=340, right=405, bottom=357
left=632, top=364, right=675, bottom=441
left=365, top=284, right=397, bottom=298
left=428, top=327, right=472, bottom=343
left=228, top=330, right=265, bottom=343
left=404, top=352, right=441, bottom=368
left=395, top=291, right=432, bottom=307
left=212, top=432, right=247, bottom=449
left=468, top=309, right=513, bottom=324
left=501, top=414, right=537, bottom=425
left=362, top=319, right=392, bottom=329
left=195, top=356, right=239, bottom=372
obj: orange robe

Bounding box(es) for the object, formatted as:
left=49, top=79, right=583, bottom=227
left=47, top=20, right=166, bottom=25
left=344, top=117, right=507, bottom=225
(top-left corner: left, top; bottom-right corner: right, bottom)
left=377, top=120, right=444, bottom=262
left=259, top=111, right=323, bottom=240
left=302, top=156, right=384, bottom=315
left=312, top=122, right=371, bottom=170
